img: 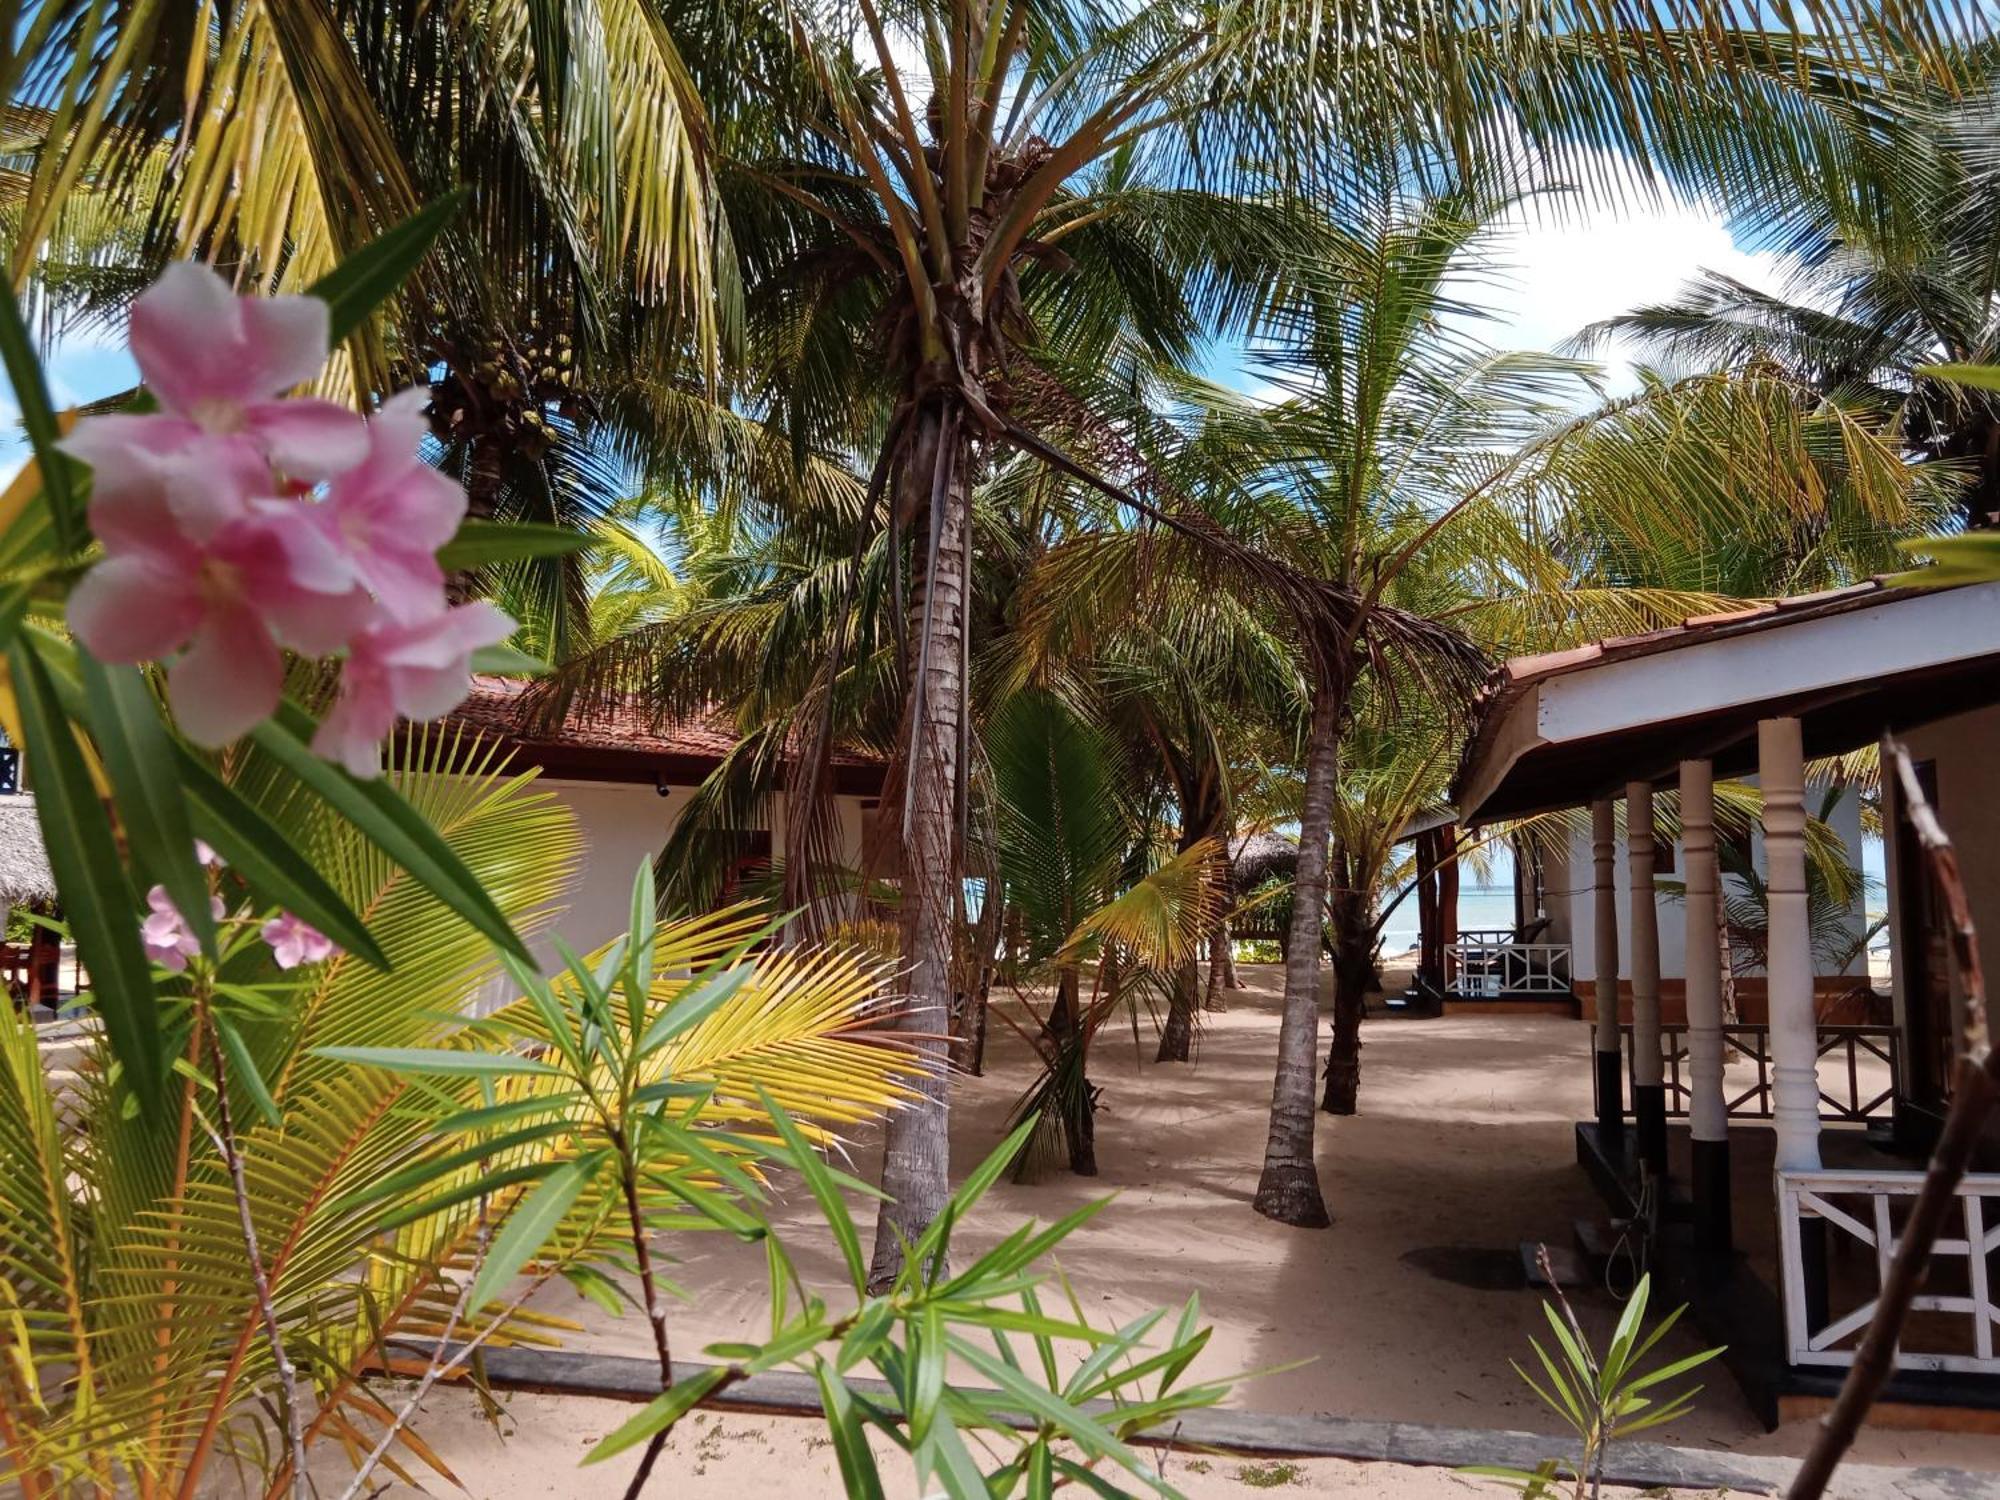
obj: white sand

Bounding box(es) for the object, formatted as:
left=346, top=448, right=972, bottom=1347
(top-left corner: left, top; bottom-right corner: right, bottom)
left=325, top=965, right=2000, bottom=1494
left=323, top=1390, right=1720, bottom=1498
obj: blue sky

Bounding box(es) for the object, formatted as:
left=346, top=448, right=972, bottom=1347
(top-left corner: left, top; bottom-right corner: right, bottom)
left=0, top=194, right=1781, bottom=483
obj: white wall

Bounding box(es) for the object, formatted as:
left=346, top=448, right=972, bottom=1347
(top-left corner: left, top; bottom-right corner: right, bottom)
left=1559, top=776, right=1868, bottom=982
left=532, top=779, right=875, bottom=958
left=469, top=777, right=873, bottom=1011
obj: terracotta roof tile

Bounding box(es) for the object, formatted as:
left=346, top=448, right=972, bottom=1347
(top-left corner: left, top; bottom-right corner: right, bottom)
left=1451, top=576, right=1917, bottom=812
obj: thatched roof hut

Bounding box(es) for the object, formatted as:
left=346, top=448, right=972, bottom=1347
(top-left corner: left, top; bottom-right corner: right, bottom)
left=1228, top=830, right=1297, bottom=894
left=0, top=795, right=58, bottom=909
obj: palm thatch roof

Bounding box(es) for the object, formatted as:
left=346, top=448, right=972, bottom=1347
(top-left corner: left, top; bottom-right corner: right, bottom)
left=0, top=795, right=57, bottom=908
left=1228, top=831, right=1297, bottom=893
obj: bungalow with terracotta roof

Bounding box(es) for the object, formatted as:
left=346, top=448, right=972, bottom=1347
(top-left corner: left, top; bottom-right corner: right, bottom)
left=1452, top=576, right=2000, bottom=1426
left=446, top=677, right=887, bottom=961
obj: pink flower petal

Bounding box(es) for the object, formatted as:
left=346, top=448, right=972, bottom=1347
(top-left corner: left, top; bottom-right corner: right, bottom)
left=168, top=613, right=283, bottom=747
left=358, top=548, right=448, bottom=626
left=371, top=386, right=435, bottom=447
left=376, top=601, right=515, bottom=672
left=244, top=397, right=368, bottom=481
left=61, top=413, right=204, bottom=506
left=262, top=911, right=338, bottom=969
left=246, top=499, right=358, bottom=595
left=240, top=294, right=334, bottom=394
left=68, top=556, right=202, bottom=662
left=312, top=678, right=394, bottom=778
left=128, top=264, right=257, bottom=411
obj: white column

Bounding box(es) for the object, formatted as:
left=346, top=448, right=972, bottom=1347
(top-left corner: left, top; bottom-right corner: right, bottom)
left=1591, top=799, right=1622, bottom=1134
left=1760, top=717, right=1822, bottom=1172
left=1682, top=758, right=1733, bottom=1251
left=1628, top=781, right=1667, bottom=1175
left=1682, top=760, right=1726, bottom=1144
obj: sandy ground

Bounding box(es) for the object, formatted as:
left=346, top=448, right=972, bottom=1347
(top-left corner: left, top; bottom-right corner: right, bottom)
left=320, top=1390, right=1728, bottom=1498
left=232, top=962, right=1999, bottom=1494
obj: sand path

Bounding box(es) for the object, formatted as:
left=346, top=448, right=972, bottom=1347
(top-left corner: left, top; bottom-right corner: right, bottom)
left=342, top=965, right=2000, bottom=1494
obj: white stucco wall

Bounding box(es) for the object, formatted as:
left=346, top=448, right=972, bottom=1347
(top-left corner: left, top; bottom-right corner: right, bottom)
left=470, top=777, right=874, bottom=1010
left=1559, top=776, right=1867, bottom=982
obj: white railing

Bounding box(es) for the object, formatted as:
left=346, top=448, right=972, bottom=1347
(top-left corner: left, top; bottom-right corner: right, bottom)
left=1445, top=940, right=1573, bottom=999
left=1778, top=1167, right=2000, bottom=1375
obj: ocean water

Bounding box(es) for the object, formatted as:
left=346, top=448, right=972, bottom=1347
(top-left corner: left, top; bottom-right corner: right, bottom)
left=1377, top=886, right=1519, bottom=956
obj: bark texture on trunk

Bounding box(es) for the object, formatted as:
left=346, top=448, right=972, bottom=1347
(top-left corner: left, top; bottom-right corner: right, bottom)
left=1320, top=859, right=1373, bottom=1115
left=1156, top=960, right=1198, bottom=1061
left=1252, top=686, right=1340, bottom=1228
left=867, top=407, right=967, bottom=1290
left=1204, top=924, right=1231, bottom=1011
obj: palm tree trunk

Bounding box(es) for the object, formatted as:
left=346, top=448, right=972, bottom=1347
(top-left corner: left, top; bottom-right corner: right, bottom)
left=1252, top=683, right=1341, bottom=1227
left=1157, top=960, right=1198, bottom=1061
left=447, top=442, right=506, bottom=604
left=867, top=404, right=968, bottom=1290
left=1321, top=864, right=1374, bottom=1115
left=1204, top=923, right=1231, bottom=1011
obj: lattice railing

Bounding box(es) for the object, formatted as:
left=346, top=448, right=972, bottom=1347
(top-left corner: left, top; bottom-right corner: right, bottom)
left=1604, top=1023, right=1899, bottom=1124
left=1445, top=940, right=1572, bottom=999
left=1778, top=1168, right=2000, bottom=1375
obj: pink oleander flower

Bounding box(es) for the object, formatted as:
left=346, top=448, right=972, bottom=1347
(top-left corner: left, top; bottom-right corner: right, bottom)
left=314, top=603, right=515, bottom=778
left=58, top=263, right=367, bottom=526
left=195, top=839, right=221, bottom=868
left=140, top=885, right=225, bottom=972
left=261, top=912, right=338, bottom=970
left=68, top=493, right=374, bottom=747
left=315, top=388, right=464, bottom=624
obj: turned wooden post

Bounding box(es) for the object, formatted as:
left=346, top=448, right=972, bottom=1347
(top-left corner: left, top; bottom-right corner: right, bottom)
left=1592, top=798, right=1623, bottom=1139
left=1682, top=759, right=1732, bottom=1251
left=1628, top=781, right=1667, bottom=1179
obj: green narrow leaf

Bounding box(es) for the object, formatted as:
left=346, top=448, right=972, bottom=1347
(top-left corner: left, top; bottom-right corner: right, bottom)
left=1914, top=361, right=2000, bottom=393
left=814, top=1363, right=886, bottom=1500
left=909, top=1303, right=945, bottom=1445
left=251, top=703, right=532, bottom=965
left=172, top=744, right=386, bottom=967
left=0, top=281, right=81, bottom=553
left=311, top=1045, right=562, bottom=1077
left=503, top=951, right=582, bottom=1071
left=947, top=1336, right=1147, bottom=1469
left=638, top=962, right=754, bottom=1053
left=757, top=1091, right=866, bottom=1296
left=435, top=519, right=593, bottom=573
left=624, top=858, right=658, bottom=1030
left=468, top=1148, right=605, bottom=1311
left=306, top=190, right=469, bottom=346
left=78, top=657, right=213, bottom=951
left=213, top=1013, right=281, bottom=1128
left=563, top=1264, right=628, bottom=1317
left=7, top=637, right=162, bottom=1112
left=467, top=643, right=551, bottom=678
left=916, top=1420, right=990, bottom=1500
left=582, top=1366, right=734, bottom=1465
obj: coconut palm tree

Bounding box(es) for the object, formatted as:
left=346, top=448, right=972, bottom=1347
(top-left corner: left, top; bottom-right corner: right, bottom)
left=1019, top=174, right=1949, bottom=1225
left=1567, top=49, right=2000, bottom=530
left=31, top=1, right=1966, bottom=1263
left=661, top=0, right=1967, bottom=1272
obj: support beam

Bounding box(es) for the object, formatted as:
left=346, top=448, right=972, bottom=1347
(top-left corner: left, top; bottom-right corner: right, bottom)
left=1628, top=781, right=1668, bottom=1179
left=1592, top=799, right=1623, bottom=1138
left=1681, top=759, right=1732, bottom=1252
left=1760, top=717, right=1822, bottom=1173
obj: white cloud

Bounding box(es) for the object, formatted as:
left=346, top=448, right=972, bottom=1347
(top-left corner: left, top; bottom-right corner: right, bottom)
left=1465, top=202, right=1783, bottom=392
